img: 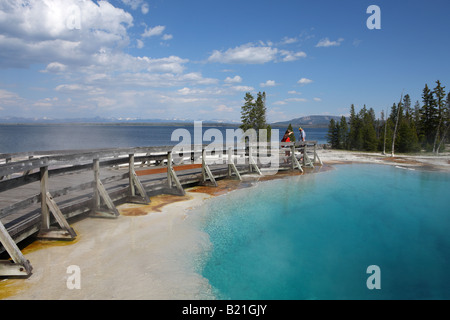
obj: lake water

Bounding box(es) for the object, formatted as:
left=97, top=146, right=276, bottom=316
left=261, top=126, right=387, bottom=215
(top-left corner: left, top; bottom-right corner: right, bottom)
left=190, top=164, right=450, bottom=300
left=0, top=124, right=329, bottom=154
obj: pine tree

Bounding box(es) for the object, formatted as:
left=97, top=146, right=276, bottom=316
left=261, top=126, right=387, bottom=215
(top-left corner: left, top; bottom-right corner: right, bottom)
left=327, top=119, right=339, bottom=148
left=348, top=104, right=361, bottom=150
left=240, top=91, right=270, bottom=143
left=420, top=84, right=438, bottom=150
left=338, top=116, right=349, bottom=149
left=436, top=92, right=450, bottom=153
left=432, top=80, right=446, bottom=153
left=287, top=123, right=296, bottom=142
left=240, top=92, right=255, bottom=132
left=361, top=106, right=378, bottom=151
left=254, top=91, right=268, bottom=132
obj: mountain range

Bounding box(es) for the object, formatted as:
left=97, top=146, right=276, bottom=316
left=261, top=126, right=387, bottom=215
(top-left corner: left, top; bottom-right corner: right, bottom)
left=271, top=115, right=343, bottom=128
left=0, top=115, right=341, bottom=127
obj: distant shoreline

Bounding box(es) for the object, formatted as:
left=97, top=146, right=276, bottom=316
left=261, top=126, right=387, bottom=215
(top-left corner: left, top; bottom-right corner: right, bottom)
left=0, top=122, right=330, bottom=128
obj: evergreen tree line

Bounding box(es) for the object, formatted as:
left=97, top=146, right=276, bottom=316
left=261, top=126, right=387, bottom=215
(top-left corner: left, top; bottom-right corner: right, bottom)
left=327, top=80, right=450, bottom=154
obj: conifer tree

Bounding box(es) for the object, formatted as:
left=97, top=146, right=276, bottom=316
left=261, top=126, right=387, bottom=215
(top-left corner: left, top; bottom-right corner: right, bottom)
left=420, top=84, right=438, bottom=149
left=287, top=123, right=296, bottom=142
left=338, top=116, right=349, bottom=149
left=348, top=104, right=361, bottom=150
left=436, top=92, right=450, bottom=153
left=432, top=80, right=446, bottom=153
left=360, top=106, right=378, bottom=151
left=254, top=91, right=268, bottom=132
left=240, top=91, right=270, bottom=143
left=327, top=119, right=339, bottom=149
left=240, top=91, right=268, bottom=132
left=240, top=92, right=255, bottom=132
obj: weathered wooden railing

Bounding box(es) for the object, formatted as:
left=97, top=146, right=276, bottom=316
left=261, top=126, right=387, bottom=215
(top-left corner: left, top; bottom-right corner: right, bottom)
left=0, top=142, right=321, bottom=277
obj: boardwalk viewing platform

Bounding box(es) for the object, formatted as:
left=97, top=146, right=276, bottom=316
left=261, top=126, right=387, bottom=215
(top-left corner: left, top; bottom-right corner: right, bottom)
left=0, top=142, right=322, bottom=278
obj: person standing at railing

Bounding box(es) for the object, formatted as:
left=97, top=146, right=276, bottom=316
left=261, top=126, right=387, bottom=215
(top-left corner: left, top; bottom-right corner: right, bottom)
left=299, top=127, right=306, bottom=142
left=281, top=129, right=293, bottom=162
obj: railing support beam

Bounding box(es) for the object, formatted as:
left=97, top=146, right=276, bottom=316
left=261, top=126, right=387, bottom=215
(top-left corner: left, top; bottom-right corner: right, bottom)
left=90, top=159, right=120, bottom=218
left=0, top=220, right=33, bottom=277
left=128, top=154, right=151, bottom=204
left=37, top=166, right=76, bottom=240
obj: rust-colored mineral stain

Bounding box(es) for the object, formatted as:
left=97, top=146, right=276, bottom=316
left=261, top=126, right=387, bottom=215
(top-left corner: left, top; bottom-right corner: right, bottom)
left=0, top=279, right=28, bottom=300
left=189, top=179, right=246, bottom=196
left=20, top=237, right=79, bottom=256
left=0, top=235, right=79, bottom=300
left=381, top=157, right=423, bottom=165
left=119, top=194, right=192, bottom=216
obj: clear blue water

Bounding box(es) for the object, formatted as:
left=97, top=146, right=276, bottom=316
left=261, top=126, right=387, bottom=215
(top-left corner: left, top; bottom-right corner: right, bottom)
left=193, top=164, right=450, bottom=300
left=0, top=124, right=329, bottom=154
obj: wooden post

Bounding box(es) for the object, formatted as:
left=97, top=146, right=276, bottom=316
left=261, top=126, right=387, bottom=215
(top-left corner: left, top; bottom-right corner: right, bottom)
left=227, top=147, right=242, bottom=180
left=248, top=145, right=262, bottom=175
left=40, top=166, right=50, bottom=230
left=167, top=151, right=185, bottom=195
left=0, top=220, right=33, bottom=276
left=167, top=152, right=173, bottom=189
left=202, top=149, right=218, bottom=187
left=248, top=145, right=252, bottom=173
left=303, top=144, right=314, bottom=168
left=313, top=143, right=323, bottom=166
left=90, top=158, right=120, bottom=218
left=38, top=166, right=76, bottom=240
left=291, top=144, right=303, bottom=172
left=129, top=154, right=135, bottom=197
left=128, top=154, right=150, bottom=204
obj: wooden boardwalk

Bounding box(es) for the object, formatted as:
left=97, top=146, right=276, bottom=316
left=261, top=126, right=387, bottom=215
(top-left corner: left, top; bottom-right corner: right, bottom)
left=0, top=142, right=321, bottom=277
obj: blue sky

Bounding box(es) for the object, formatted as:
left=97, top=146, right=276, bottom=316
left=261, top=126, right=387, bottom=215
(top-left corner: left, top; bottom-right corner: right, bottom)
left=0, top=0, right=449, bottom=123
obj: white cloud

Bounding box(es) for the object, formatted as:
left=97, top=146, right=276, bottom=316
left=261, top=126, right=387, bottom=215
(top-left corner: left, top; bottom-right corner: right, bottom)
left=0, top=0, right=133, bottom=68
left=260, top=80, right=276, bottom=87
left=144, top=56, right=188, bottom=73
left=280, top=50, right=307, bottom=62
left=208, top=42, right=308, bottom=64
left=136, top=39, right=144, bottom=48
left=141, top=3, right=149, bottom=14
left=274, top=97, right=308, bottom=105
left=231, top=85, right=254, bottom=92
left=288, top=90, right=302, bottom=95
left=142, top=25, right=165, bottom=38
left=313, top=97, right=322, bottom=102
left=280, top=36, right=298, bottom=45
left=298, top=78, right=313, bottom=85
left=0, top=89, right=21, bottom=102
left=41, top=62, right=68, bottom=73
left=162, top=34, right=173, bottom=41
left=224, top=75, right=242, bottom=84
left=315, top=37, right=344, bottom=47
left=208, top=43, right=278, bottom=64
left=215, top=104, right=233, bottom=112
left=121, top=0, right=149, bottom=14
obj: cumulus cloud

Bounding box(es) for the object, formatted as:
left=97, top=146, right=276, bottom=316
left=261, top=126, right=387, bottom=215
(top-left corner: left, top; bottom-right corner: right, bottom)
left=274, top=97, right=308, bottom=105
left=41, top=62, right=68, bottom=73
left=141, top=3, right=149, bottom=14
left=208, top=41, right=308, bottom=65
left=280, top=50, right=307, bottom=62
left=315, top=37, right=344, bottom=47
left=142, top=25, right=165, bottom=38
left=260, top=80, right=276, bottom=87
left=215, top=104, right=233, bottom=112
left=208, top=43, right=278, bottom=64
left=298, top=78, right=313, bottom=85
left=0, top=0, right=133, bottom=68
left=224, top=75, right=242, bottom=84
